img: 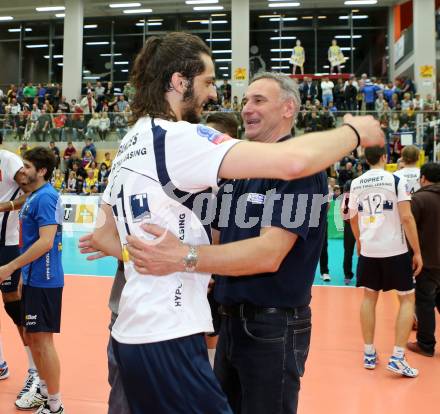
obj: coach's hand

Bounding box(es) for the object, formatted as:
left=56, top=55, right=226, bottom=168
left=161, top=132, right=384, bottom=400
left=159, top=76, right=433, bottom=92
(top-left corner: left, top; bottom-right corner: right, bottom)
left=0, top=264, right=14, bottom=283
left=126, top=224, right=187, bottom=276
left=343, top=113, right=385, bottom=148
left=412, top=253, right=423, bottom=277
left=78, top=233, right=107, bottom=260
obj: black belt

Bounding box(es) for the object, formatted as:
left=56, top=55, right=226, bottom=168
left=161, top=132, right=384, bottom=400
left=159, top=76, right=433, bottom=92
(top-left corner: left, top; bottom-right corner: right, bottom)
left=218, top=303, right=308, bottom=319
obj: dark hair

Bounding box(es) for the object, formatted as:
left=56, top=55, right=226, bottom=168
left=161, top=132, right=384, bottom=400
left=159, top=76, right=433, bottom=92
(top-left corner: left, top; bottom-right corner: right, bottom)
left=206, top=112, right=239, bottom=138
left=129, top=32, right=211, bottom=124
left=364, top=146, right=386, bottom=166
left=420, top=162, right=440, bottom=183
left=0, top=131, right=3, bottom=145
left=23, top=146, right=56, bottom=181
left=401, top=145, right=420, bottom=164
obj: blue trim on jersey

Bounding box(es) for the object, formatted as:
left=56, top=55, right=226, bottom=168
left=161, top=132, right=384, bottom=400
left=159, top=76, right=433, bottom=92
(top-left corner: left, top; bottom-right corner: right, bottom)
left=151, top=118, right=212, bottom=243
left=393, top=174, right=400, bottom=195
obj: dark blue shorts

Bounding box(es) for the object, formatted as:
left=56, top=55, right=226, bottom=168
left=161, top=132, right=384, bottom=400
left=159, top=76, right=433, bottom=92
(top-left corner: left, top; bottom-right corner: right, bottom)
left=0, top=245, right=21, bottom=293
left=21, top=285, right=63, bottom=333
left=356, top=252, right=415, bottom=292
left=112, top=333, right=232, bottom=414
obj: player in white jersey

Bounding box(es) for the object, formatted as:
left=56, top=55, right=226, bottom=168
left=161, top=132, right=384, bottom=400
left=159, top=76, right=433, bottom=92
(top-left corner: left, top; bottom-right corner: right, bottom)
left=349, top=146, right=423, bottom=378
left=79, top=32, right=384, bottom=413
left=394, top=145, right=420, bottom=194
left=0, top=132, right=40, bottom=399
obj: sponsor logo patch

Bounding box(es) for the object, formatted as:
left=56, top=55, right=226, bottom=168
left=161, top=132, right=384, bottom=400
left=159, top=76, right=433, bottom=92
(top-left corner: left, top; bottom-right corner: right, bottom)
left=197, top=124, right=232, bottom=145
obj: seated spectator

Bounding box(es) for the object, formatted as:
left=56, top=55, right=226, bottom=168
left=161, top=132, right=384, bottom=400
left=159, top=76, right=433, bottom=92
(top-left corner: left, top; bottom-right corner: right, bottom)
left=81, top=138, right=97, bottom=159
left=83, top=168, right=98, bottom=195
left=319, top=106, right=334, bottom=130
left=98, top=163, right=109, bottom=192
left=63, top=141, right=77, bottom=171
left=15, top=112, right=28, bottom=140
left=66, top=160, right=87, bottom=193
left=338, top=161, right=354, bottom=188
left=58, top=96, right=71, bottom=113
left=116, top=95, right=129, bottom=112
left=113, top=107, right=128, bottom=139
left=87, top=113, right=100, bottom=138
left=52, top=110, right=66, bottom=141
left=98, top=112, right=110, bottom=141
left=80, top=91, right=96, bottom=115
left=375, top=94, right=385, bottom=117
left=389, top=113, right=400, bottom=133
left=305, top=110, right=320, bottom=132
left=52, top=169, right=65, bottom=192
left=65, top=171, right=77, bottom=193
left=43, top=99, right=54, bottom=114
left=49, top=141, right=61, bottom=169
left=103, top=151, right=112, bottom=169
left=82, top=149, right=94, bottom=168
left=88, top=160, right=99, bottom=180
left=74, top=114, right=87, bottom=140
left=401, top=92, right=412, bottom=110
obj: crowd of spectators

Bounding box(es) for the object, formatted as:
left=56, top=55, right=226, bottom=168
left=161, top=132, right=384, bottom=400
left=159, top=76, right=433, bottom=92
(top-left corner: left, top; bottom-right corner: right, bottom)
left=0, top=81, right=134, bottom=142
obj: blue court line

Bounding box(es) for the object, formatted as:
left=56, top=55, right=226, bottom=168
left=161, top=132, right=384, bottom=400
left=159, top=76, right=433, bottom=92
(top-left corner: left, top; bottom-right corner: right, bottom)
left=63, top=233, right=357, bottom=287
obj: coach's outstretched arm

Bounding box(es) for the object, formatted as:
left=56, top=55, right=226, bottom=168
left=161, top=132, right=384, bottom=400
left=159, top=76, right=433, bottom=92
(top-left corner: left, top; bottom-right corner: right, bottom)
left=219, top=114, right=383, bottom=180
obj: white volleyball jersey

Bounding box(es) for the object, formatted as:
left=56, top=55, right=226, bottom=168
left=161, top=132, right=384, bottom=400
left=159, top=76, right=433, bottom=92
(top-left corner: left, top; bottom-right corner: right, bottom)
left=394, top=167, right=420, bottom=194
left=348, top=168, right=411, bottom=258
left=0, top=149, right=23, bottom=246
left=102, top=116, right=239, bottom=344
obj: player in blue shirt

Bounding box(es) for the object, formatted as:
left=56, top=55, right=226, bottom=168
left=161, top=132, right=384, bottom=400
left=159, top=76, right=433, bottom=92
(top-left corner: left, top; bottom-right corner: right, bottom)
left=0, top=147, right=64, bottom=414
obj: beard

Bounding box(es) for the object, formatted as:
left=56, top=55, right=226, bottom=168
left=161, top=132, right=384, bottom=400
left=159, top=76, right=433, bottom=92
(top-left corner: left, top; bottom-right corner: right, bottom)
left=181, top=81, right=202, bottom=124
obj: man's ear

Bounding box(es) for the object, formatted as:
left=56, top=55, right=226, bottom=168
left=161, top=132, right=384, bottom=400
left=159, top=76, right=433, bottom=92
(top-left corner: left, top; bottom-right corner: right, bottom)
left=283, top=99, right=295, bottom=119
left=170, top=73, right=187, bottom=95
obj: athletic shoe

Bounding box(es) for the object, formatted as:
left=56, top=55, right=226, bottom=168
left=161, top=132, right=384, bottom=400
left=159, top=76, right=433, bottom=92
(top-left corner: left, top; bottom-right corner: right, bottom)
left=0, top=361, right=9, bottom=380
left=15, top=390, right=47, bottom=410
left=364, top=352, right=377, bottom=370
left=321, top=273, right=331, bottom=282
left=344, top=278, right=352, bottom=285
left=387, top=355, right=419, bottom=378
left=35, top=403, right=64, bottom=414
left=17, top=369, right=40, bottom=399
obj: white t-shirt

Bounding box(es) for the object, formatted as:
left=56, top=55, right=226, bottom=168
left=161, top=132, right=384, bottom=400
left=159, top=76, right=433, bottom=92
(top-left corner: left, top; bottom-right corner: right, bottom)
left=321, top=81, right=334, bottom=96
left=103, top=116, right=240, bottom=344
left=394, top=167, right=420, bottom=195
left=0, top=149, right=23, bottom=246
left=348, top=168, right=411, bottom=258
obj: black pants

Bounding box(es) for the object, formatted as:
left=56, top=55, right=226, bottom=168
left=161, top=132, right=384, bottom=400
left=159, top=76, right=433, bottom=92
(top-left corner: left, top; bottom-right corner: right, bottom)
left=343, top=221, right=356, bottom=279
left=415, top=268, right=440, bottom=354
left=319, top=224, right=329, bottom=275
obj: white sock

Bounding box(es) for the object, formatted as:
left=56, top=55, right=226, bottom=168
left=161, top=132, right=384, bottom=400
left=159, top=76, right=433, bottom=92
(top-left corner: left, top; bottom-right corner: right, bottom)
left=39, top=380, right=48, bottom=397
left=24, top=346, right=37, bottom=372
left=393, top=346, right=405, bottom=359
left=364, top=344, right=375, bottom=355
left=0, top=336, right=5, bottom=364
left=48, top=392, right=61, bottom=412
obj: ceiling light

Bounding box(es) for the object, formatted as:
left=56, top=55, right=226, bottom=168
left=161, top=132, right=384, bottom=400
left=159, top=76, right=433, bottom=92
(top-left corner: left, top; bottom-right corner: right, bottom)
left=200, top=20, right=228, bottom=24
left=114, top=61, right=129, bottom=64
left=8, top=28, right=32, bottom=32
left=222, top=74, right=229, bottom=77
left=344, top=0, right=377, bottom=5
left=259, top=14, right=281, bottom=18
left=206, top=38, right=231, bottom=42
left=84, top=25, right=98, bottom=29
left=121, top=69, right=129, bottom=72
left=43, top=55, right=63, bottom=58
left=271, top=57, right=291, bottom=61
left=271, top=66, right=290, bottom=69
left=148, top=19, right=163, bottom=21
left=36, top=6, right=65, bottom=12
left=270, top=48, right=292, bottom=52
left=193, top=6, right=224, bottom=11
left=55, top=14, right=65, bottom=17
left=340, top=47, right=356, bottom=51
left=83, top=70, right=91, bottom=74
left=270, top=36, right=296, bottom=40
left=83, top=76, right=101, bottom=80
left=323, top=65, right=330, bottom=68
left=0, top=16, right=14, bottom=21
left=26, top=44, right=48, bottom=48
left=334, top=35, right=362, bottom=38
left=318, top=16, right=327, bottom=19
left=269, top=17, right=297, bottom=21
left=268, top=2, right=301, bottom=8
left=135, top=22, right=162, bottom=26
left=215, top=58, right=232, bottom=62
left=212, top=50, right=232, bottom=54
left=100, top=53, right=122, bottom=56
left=219, top=66, right=229, bottom=69
left=185, top=0, right=219, bottom=4
left=339, top=15, right=368, bottom=19
left=86, top=41, right=110, bottom=45
left=109, top=3, right=141, bottom=7
left=301, top=16, right=314, bottom=19
left=57, top=63, right=63, bottom=66
left=211, top=13, right=226, bottom=16
left=123, top=8, right=153, bottom=14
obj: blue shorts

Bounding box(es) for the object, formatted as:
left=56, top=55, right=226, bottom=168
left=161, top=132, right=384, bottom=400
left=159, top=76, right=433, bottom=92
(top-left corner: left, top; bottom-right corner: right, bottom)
left=0, top=245, right=21, bottom=293
left=22, top=285, right=63, bottom=333
left=112, top=334, right=232, bottom=414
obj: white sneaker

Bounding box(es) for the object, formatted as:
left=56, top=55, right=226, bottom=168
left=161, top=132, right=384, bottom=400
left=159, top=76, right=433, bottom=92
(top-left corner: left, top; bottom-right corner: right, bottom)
left=387, top=355, right=419, bottom=378
left=17, top=369, right=40, bottom=399
left=15, top=390, right=47, bottom=410
left=35, top=403, right=65, bottom=414
left=0, top=361, right=9, bottom=380
left=321, top=273, right=331, bottom=282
